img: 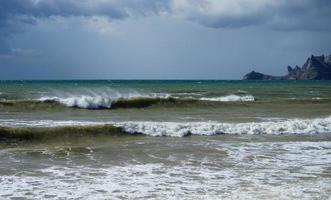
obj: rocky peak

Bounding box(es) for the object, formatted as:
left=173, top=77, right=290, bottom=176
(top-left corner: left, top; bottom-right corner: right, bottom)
left=325, top=54, right=331, bottom=65
left=287, top=66, right=293, bottom=72
left=287, top=65, right=302, bottom=76
left=313, top=54, right=325, bottom=62
left=302, top=55, right=326, bottom=70
left=243, top=54, right=331, bottom=80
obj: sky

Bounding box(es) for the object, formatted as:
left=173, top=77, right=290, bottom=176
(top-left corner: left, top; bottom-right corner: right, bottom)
left=0, top=0, right=331, bottom=80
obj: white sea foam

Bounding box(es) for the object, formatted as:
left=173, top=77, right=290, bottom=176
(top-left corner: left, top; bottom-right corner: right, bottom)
left=1, top=116, right=331, bottom=137
left=198, top=94, right=255, bottom=102
left=1, top=141, right=330, bottom=199
left=0, top=119, right=105, bottom=128
left=2, top=163, right=330, bottom=200
left=114, top=116, right=331, bottom=137
left=40, top=96, right=113, bottom=109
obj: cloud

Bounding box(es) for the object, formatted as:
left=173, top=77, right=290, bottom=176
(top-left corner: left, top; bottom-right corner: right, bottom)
left=171, top=0, right=331, bottom=30
left=0, top=0, right=330, bottom=39
left=171, top=0, right=273, bottom=27
left=0, top=0, right=169, bottom=37
left=0, top=47, right=42, bottom=59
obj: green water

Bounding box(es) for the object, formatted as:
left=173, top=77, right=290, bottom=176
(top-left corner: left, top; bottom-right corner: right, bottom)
left=1, top=80, right=331, bottom=199
left=1, top=80, right=331, bottom=122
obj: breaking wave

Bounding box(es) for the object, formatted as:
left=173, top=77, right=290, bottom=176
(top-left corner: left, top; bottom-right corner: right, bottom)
left=39, top=96, right=113, bottom=109
left=114, top=116, right=331, bottom=137
left=1, top=116, right=330, bottom=139
left=34, top=89, right=174, bottom=109
left=0, top=94, right=256, bottom=109
left=38, top=94, right=256, bottom=109
left=38, top=94, right=174, bottom=109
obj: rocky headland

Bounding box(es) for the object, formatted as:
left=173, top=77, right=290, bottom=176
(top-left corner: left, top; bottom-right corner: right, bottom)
left=243, top=54, right=331, bottom=80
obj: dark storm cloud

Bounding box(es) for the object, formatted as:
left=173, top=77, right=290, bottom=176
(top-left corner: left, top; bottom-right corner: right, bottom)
left=0, top=1, right=330, bottom=80
left=0, top=0, right=170, bottom=55
left=0, top=0, right=330, bottom=34
left=0, top=0, right=169, bottom=37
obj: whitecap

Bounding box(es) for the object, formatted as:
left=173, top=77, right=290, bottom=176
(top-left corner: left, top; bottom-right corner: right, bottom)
left=199, top=94, right=255, bottom=102
left=1, top=116, right=331, bottom=137
left=38, top=92, right=170, bottom=109
left=39, top=96, right=113, bottom=109
left=114, top=116, right=331, bottom=137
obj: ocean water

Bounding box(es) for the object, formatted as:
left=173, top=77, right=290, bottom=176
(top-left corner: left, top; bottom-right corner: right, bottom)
left=0, top=80, right=331, bottom=199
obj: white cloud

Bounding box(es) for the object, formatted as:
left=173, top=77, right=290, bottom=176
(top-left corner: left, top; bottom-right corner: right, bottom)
left=171, top=0, right=277, bottom=16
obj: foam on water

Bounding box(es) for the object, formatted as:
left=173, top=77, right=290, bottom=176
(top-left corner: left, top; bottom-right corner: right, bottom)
left=1, top=116, right=331, bottom=137
left=115, top=116, right=331, bottom=136
left=0, top=119, right=105, bottom=128
left=198, top=94, right=255, bottom=102
left=0, top=141, right=330, bottom=199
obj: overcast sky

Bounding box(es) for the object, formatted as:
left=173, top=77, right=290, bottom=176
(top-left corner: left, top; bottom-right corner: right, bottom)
left=0, top=0, right=330, bottom=80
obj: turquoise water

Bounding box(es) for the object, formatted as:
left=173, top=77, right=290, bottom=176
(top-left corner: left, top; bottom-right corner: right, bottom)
left=1, top=80, right=331, bottom=199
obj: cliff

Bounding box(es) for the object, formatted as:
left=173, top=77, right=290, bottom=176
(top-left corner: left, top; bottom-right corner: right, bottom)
left=243, top=54, right=331, bottom=80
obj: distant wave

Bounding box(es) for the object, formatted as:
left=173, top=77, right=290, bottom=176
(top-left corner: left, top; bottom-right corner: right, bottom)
left=286, top=97, right=331, bottom=103
left=1, top=116, right=330, bottom=139
left=38, top=92, right=171, bottom=109
left=2, top=94, right=330, bottom=110
left=38, top=94, right=173, bottom=109
left=198, top=94, right=255, bottom=102
left=38, top=94, right=256, bottom=109
left=0, top=93, right=256, bottom=110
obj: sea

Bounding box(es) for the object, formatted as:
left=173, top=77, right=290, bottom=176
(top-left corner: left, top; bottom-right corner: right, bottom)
left=0, top=80, right=331, bottom=199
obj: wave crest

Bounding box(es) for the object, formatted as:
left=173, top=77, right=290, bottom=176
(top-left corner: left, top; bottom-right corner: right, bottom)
left=37, top=94, right=255, bottom=109
left=1, top=116, right=331, bottom=139
left=115, top=116, right=331, bottom=137
left=39, top=93, right=171, bottom=109
left=40, top=96, right=113, bottom=109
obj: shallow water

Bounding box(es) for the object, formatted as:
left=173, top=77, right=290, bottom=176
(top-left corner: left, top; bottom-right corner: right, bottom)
left=1, top=80, right=331, bottom=199
left=1, top=135, right=330, bottom=200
